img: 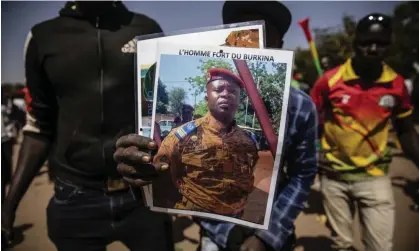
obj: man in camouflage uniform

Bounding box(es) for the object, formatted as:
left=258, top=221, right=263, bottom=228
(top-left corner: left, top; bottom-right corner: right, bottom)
left=154, top=68, right=259, bottom=217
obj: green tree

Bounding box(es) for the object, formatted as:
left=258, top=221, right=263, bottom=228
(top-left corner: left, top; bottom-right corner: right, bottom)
left=1, top=83, right=25, bottom=95
left=168, top=87, right=186, bottom=115
left=314, top=15, right=356, bottom=64
left=186, top=59, right=235, bottom=98
left=240, top=62, right=286, bottom=131
left=186, top=59, right=287, bottom=132
left=386, top=1, right=419, bottom=78
left=295, top=4, right=419, bottom=86
left=156, top=80, right=169, bottom=114
left=193, top=101, right=208, bottom=117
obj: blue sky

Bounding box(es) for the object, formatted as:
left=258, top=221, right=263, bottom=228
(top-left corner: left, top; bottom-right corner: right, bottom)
left=1, top=1, right=399, bottom=83
left=159, top=55, right=207, bottom=106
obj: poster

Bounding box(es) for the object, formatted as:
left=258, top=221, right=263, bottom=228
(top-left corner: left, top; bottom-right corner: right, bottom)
left=149, top=42, right=294, bottom=229
left=136, top=21, right=265, bottom=138
left=135, top=21, right=265, bottom=201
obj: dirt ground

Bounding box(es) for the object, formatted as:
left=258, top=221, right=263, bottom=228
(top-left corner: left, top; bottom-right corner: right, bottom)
left=4, top=139, right=419, bottom=251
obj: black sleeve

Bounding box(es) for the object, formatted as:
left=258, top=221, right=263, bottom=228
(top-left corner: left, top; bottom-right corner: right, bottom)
left=23, top=30, right=58, bottom=140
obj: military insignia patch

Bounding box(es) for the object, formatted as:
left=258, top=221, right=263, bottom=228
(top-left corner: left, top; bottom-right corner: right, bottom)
left=379, top=94, right=395, bottom=108
left=175, top=121, right=197, bottom=140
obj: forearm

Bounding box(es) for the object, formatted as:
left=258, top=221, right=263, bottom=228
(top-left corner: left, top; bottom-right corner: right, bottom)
left=4, top=133, right=51, bottom=213
left=398, top=129, right=419, bottom=168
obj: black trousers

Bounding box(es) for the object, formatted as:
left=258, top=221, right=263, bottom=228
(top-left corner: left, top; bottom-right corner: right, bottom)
left=47, top=177, right=174, bottom=251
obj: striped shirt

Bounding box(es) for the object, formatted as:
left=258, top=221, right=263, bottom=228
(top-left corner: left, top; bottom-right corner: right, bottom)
left=199, top=87, right=319, bottom=250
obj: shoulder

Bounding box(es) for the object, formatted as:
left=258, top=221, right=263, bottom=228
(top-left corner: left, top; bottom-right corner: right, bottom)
left=289, top=87, right=316, bottom=115
left=31, top=16, right=63, bottom=36
left=325, top=65, right=343, bottom=79
left=173, top=118, right=204, bottom=141
left=24, top=17, right=61, bottom=58
left=130, top=12, right=163, bottom=33
left=288, top=87, right=317, bottom=126
left=392, top=73, right=406, bottom=88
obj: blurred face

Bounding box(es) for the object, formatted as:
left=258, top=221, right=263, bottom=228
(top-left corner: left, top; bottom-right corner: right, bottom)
left=206, top=79, right=241, bottom=123
left=321, top=57, right=330, bottom=70
left=75, top=1, right=115, bottom=16
left=354, top=25, right=392, bottom=62
left=229, top=13, right=283, bottom=49
left=182, top=107, right=193, bottom=122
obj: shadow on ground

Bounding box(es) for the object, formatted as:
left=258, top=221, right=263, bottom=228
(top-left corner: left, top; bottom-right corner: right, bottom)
left=3, top=223, right=33, bottom=250
left=296, top=236, right=359, bottom=251
left=172, top=216, right=199, bottom=245
left=391, top=176, right=419, bottom=212
left=295, top=236, right=335, bottom=251
left=303, top=189, right=325, bottom=215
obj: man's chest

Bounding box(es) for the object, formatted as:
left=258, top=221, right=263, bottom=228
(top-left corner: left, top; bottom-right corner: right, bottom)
left=178, top=130, right=255, bottom=170
left=327, top=81, right=400, bottom=120
left=38, top=25, right=138, bottom=94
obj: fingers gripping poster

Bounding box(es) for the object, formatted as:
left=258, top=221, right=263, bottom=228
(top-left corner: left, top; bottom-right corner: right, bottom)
left=149, top=43, right=294, bottom=230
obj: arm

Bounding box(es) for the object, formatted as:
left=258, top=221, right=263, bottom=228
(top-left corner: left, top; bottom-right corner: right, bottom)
left=2, top=31, right=58, bottom=234
left=393, top=82, right=419, bottom=168
left=310, top=75, right=329, bottom=137
left=254, top=97, right=319, bottom=250
left=394, top=116, right=419, bottom=168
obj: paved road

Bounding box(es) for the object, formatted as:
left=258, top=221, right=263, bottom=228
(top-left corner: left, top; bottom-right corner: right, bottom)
left=4, top=143, right=419, bottom=251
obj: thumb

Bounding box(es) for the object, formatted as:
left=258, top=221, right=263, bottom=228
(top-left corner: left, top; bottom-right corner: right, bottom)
left=154, top=162, right=169, bottom=173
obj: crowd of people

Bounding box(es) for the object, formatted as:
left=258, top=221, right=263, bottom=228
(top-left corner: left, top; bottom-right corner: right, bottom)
left=2, top=1, right=419, bottom=251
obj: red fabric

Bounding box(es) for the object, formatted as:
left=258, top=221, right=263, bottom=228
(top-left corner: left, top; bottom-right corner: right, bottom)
left=206, top=67, right=244, bottom=88
left=23, top=86, right=33, bottom=113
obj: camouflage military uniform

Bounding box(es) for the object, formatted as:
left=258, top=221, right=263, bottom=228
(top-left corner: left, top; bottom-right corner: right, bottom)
left=223, top=29, right=259, bottom=48
left=154, top=113, right=259, bottom=217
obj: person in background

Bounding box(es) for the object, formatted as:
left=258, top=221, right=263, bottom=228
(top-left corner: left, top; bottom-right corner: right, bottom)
left=311, top=13, right=419, bottom=251
left=1, top=2, right=173, bottom=251
left=320, top=56, right=332, bottom=72
left=173, top=116, right=182, bottom=128
left=193, top=2, right=319, bottom=250
left=181, top=104, right=195, bottom=123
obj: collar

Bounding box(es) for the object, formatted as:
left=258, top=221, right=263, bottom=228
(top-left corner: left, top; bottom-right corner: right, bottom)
left=203, top=112, right=237, bottom=136
left=341, top=58, right=397, bottom=83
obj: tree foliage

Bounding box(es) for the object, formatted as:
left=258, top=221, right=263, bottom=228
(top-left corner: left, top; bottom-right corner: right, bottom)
left=186, top=59, right=236, bottom=97
left=294, top=1, right=419, bottom=86
left=386, top=2, right=419, bottom=77
left=193, top=101, right=208, bottom=117
left=156, top=80, right=169, bottom=114
left=186, top=59, right=286, bottom=132
left=168, top=87, right=186, bottom=115
left=1, top=82, right=25, bottom=95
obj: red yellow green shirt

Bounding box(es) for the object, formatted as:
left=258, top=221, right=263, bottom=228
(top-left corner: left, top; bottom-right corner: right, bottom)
left=311, top=59, right=412, bottom=180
